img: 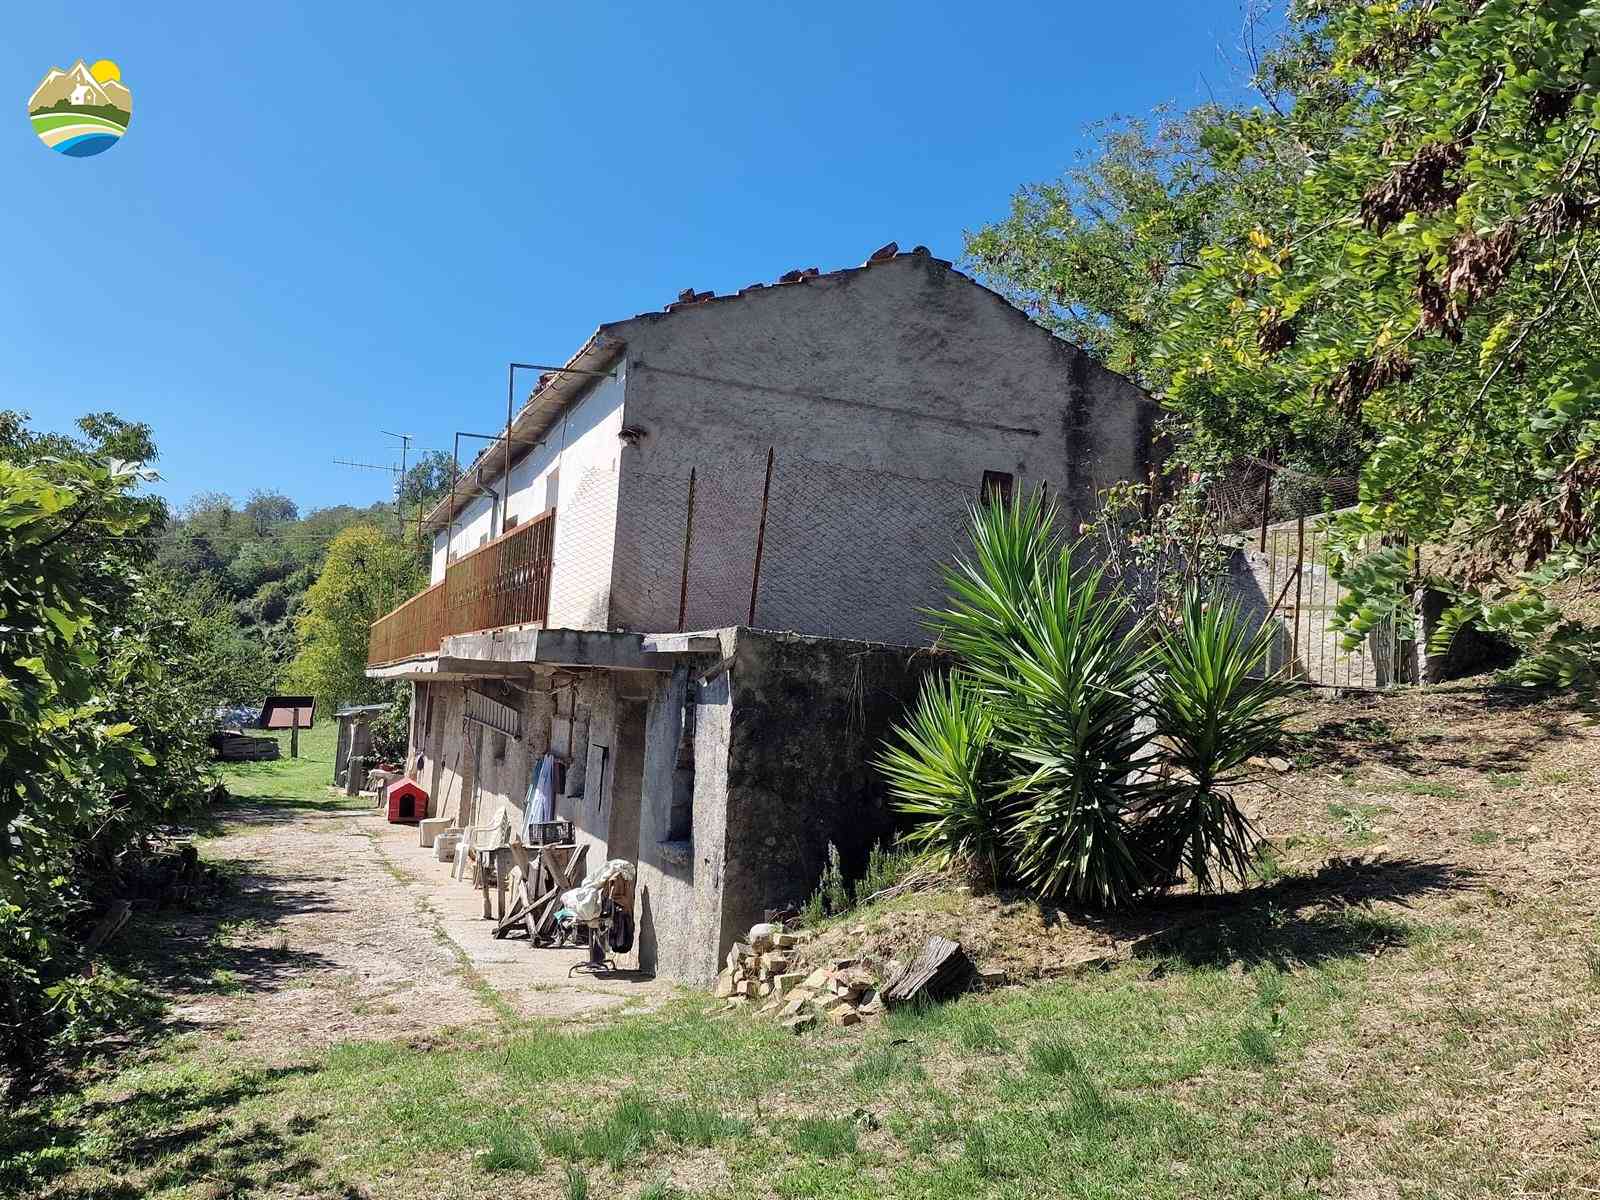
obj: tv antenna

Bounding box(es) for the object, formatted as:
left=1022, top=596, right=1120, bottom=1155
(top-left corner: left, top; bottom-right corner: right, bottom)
left=333, top=430, right=415, bottom=524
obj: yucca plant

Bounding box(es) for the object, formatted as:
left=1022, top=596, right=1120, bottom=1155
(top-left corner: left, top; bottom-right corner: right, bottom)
left=877, top=671, right=1008, bottom=887
left=1139, top=586, right=1293, bottom=891
left=928, top=487, right=1061, bottom=687
left=931, top=495, right=1154, bottom=907
left=991, top=550, right=1153, bottom=907
left=887, top=495, right=1294, bottom=909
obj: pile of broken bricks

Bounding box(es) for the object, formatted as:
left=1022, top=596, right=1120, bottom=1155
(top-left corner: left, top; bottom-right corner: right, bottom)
left=713, top=922, right=884, bottom=1033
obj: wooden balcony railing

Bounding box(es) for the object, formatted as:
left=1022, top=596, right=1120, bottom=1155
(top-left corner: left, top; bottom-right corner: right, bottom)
left=367, top=508, right=556, bottom=666
left=367, top=579, right=448, bottom=667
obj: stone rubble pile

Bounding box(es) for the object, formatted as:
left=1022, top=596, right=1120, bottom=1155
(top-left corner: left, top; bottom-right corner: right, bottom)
left=713, top=922, right=886, bottom=1033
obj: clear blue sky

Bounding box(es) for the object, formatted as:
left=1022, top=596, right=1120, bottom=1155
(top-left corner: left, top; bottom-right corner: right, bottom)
left=3, top=2, right=1253, bottom=514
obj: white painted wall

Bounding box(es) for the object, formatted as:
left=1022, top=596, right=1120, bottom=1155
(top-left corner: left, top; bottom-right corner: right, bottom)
left=426, top=368, right=627, bottom=633
left=430, top=530, right=448, bottom=580
left=544, top=368, right=625, bottom=628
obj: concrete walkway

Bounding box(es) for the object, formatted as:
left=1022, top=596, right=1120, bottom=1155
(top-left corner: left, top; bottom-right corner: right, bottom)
left=365, top=808, right=670, bottom=1019
left=176, top=796, right=670, bottom=1064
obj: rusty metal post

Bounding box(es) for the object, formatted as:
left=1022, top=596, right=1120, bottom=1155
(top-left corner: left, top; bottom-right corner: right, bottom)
left=503, top=364, right=515, bottom=538
left=748, top=448, right=775, bottom=627
left=445, top=432, right=461, bottom=639
left=1258, top=460, right=1272, bottom=553
left=1291, top=513, right=1305, bottom=675
left=677, top=468, right=696, bottom=632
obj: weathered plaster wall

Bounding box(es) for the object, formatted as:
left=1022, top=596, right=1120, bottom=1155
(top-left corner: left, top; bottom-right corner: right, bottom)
left=630, top=627, right=944, bottom=978
left=457, top=680, right=548, bottom=830
left=409, top=678, right=553, bottom=825
left=428, top=368, right=627, bottom=614
left=634, top=655, right=736, bottom=981
left=607, top=252, right=1155, bottom=643
left=716, top=629, right=943, bottom=950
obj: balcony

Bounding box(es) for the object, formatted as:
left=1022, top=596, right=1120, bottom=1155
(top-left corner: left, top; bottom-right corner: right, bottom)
left=368, top=508, right=556, bottom=666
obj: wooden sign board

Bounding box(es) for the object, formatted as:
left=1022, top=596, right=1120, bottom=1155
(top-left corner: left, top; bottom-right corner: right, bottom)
left=259, top=696, right=315, bottom=730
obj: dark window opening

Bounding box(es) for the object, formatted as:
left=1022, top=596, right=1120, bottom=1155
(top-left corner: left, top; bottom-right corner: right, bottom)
left=492, top=731, right=507, bottom=762
left=666, top=695, right=696, bottom=843
left=981, top=470, right=1014, bottom=507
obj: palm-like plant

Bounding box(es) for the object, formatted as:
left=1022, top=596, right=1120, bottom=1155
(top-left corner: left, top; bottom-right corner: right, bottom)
left=928, top=487, right=1061, bottom=686
left=992, top=551, right=1152, bottom=906
left=885, top=496, right=1295, bottom=908
left=877, top=671, right=1008, bottom=887
left=931, top=496, right=1154, bottom=907
left=1140, top=587, right=1293, bottom=891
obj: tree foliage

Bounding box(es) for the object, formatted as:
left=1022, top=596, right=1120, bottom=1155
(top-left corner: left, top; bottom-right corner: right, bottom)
left=284, top=525, right=422, bottom=712
left=0, top=415, right=223, bottom=1078
left=155, top=482, right=410, bottom=701
left=970, top=0, right=1600, bottom=684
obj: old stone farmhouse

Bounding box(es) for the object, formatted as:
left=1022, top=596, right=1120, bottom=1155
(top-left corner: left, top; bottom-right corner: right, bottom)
left=366, top=244, right=1159, bottom=980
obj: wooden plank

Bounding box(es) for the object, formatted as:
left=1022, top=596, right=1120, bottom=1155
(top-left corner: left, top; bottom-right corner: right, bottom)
left=882, top=936, right=971, bottom=1005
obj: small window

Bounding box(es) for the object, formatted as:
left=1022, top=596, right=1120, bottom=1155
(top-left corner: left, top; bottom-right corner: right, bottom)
left=504, top=513, right=519, bottom=532
left=981, top=470, right=1015, bottom=507
left=492, top=732, right=507, bottom=762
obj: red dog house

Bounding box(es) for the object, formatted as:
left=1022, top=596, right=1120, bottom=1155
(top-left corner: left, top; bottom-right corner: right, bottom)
left=386, top=780, right=428, bottom=824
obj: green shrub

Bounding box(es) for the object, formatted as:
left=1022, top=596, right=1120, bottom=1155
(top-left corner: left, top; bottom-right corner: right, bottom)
left=802, top=842, right=849, bottom=923
left=855, top=840, right=921, bottom=902
left=1139, top=587, right=1292, bottom=891
left=883, top=495, right=1294, bottom=909
left=878, top=673, right=1009, bottom=886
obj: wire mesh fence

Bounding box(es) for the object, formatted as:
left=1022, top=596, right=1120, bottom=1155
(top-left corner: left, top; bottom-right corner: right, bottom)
left=1238, top=517, right=1418, bottom=689
left=1201, top=455, right=1362, bottom=535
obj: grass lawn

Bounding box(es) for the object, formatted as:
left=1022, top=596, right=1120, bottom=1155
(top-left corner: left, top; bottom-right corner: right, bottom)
left=217, top=720, right=351, bottom=807
left=3, top=688, right=1598, bottom=1198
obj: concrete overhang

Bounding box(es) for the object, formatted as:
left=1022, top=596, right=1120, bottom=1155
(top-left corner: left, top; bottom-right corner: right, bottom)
left=641, top=632, right=723, bottom=654
left=366, top=627, right=737, bottom=683
left=367, top=626, right=715, bottom=682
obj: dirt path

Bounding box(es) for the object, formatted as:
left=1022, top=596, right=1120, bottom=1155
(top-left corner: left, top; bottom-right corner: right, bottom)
left=165, top=800, right=666, bottom=1062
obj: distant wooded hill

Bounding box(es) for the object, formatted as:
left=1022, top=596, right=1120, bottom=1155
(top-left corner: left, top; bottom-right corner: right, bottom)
left=158, top=450, right=452, bottom=699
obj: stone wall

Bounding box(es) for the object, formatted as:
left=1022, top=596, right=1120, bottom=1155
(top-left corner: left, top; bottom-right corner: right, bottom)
left=719, top=629, right=944, bottom=942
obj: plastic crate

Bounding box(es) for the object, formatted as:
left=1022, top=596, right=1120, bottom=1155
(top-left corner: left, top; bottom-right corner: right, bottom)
left=526, top=819, right=572, bottom=845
